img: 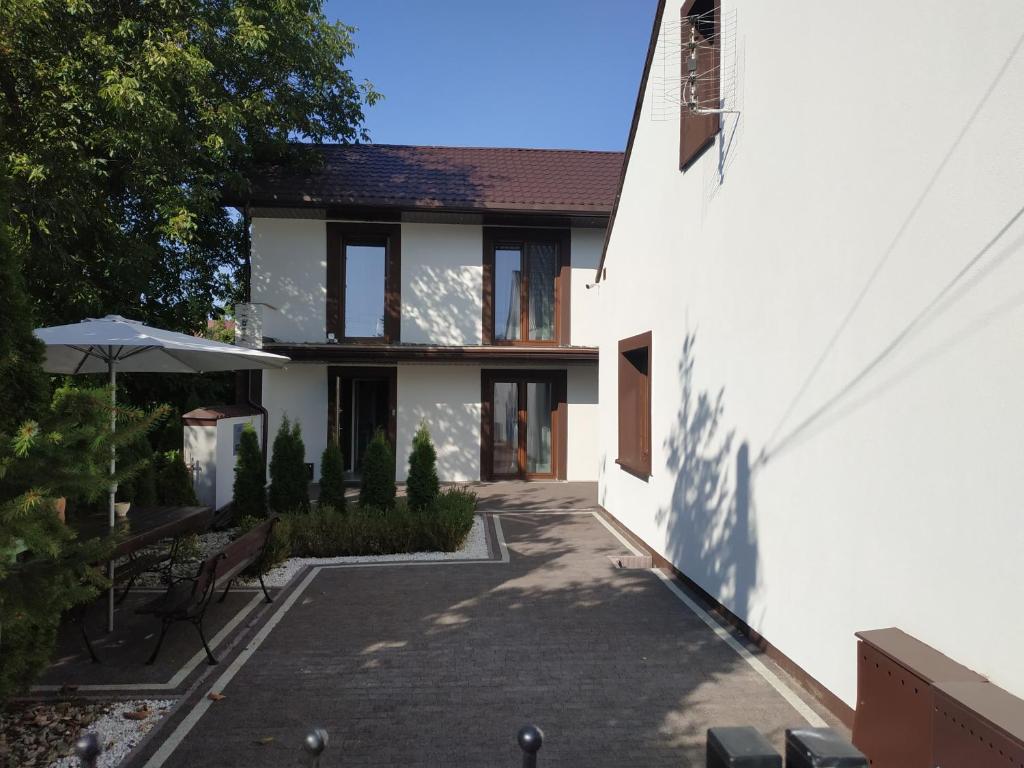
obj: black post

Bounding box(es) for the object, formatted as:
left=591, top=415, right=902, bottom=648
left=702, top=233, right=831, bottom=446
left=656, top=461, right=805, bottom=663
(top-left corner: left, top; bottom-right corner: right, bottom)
left=517, top=724, right=543, bottom=768
left=75, top=733, right=101, bottom=768
left=302, top=727, right=328, bottom=768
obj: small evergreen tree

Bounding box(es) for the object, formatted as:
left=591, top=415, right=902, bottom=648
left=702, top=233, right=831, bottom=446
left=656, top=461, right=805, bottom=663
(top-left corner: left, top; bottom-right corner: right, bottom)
left=268, top=416, right=310, bottom=512
left=319, top=441, right=346, bottom=512
left=407, top=422, right=439, bottom=511
left=1, top=387, right=163, bottom=701
left=233, top=424, right=266, bottom=518
left=155, top=450, right=199, bottom=506
left=359, top=429, right=395, bottom=510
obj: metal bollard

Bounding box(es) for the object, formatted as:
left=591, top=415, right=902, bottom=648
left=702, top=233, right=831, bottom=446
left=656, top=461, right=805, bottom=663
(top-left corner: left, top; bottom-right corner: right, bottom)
left=517, top=724, right=543, bottom=768
left=75, top=733, right=101, bottom=768
left=302, top=727, right=328, bottom=768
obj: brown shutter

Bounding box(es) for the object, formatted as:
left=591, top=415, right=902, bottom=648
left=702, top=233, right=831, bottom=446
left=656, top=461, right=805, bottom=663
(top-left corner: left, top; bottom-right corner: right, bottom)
left=679, top=0, right=720, bottom=170
left=617, top=332, right=652, bottom=478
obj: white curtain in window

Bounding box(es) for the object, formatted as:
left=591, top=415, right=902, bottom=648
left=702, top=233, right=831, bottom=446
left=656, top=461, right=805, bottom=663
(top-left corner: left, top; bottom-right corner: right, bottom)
left=528, top=243, right=556, bottom=340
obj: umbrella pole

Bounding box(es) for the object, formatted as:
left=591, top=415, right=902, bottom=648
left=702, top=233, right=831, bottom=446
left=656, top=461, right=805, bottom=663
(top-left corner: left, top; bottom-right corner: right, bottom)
left=107, top=358, right=116, bottom=633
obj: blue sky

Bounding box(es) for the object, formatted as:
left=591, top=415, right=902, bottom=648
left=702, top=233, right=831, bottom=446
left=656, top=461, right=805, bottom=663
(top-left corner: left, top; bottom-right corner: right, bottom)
left=324, top=0, right=658, bottom=151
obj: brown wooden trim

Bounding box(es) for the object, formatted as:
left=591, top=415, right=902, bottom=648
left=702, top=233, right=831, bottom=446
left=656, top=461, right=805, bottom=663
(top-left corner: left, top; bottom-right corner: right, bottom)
left=482, top=227, right=571, bottom=346
left=325, top=222, right=402, bottom=343
left=327, top=366, right=398, bottom=466
left=326, top=223, right=342, bottom=339
left=480, top=369, right=568, bottom=481
left=594, top=504, right=856, bottom=728
left=239, top=201, right=612, bottom=224
left=617, top=330, right=653, bottom=478
left=267, top=343, right=598, bottom=365
left=595, top=0, right=667, bottom=283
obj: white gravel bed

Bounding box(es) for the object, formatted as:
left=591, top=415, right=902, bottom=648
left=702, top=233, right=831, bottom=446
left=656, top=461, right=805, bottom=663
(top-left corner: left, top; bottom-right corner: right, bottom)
left=49, top=700, right=174, bottom=768
left=248, top=513, right=490, bottom=587
left=116, top=530, right=233, bottom=588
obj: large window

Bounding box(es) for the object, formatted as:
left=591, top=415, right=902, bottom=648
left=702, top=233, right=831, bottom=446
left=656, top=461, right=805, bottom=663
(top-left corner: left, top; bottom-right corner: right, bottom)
left=326, top=223, right=401, bottom=342
left=617, top=331, right=652, bottom=478
left=344, top=244, right=386, bottom=338
left=481, top=370, right=566, bottom=481
left=483, top=228, right=569, bottom=345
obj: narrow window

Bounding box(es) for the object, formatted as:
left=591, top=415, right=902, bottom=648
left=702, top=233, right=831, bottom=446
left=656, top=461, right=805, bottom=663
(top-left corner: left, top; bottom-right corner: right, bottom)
left=617, top=332, right=652, bottom=478
left=344, top=244, right=386, bottom=338
left=679, top=0, right=720, bottom=170
left=494, top=247, right=522, bottom=341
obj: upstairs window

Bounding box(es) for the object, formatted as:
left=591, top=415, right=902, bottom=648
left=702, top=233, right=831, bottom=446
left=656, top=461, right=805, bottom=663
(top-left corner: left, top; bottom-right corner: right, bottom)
left=326, top=223, right=401, bottom=343
left=679, top=0, right=721, bottom=170
left=483, top=228, right=570, bottom=345
left=617, top=331, right=652, bottom=478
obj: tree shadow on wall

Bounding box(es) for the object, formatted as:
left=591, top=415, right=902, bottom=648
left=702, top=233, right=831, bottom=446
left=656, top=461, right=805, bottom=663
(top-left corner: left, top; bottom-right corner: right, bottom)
left=655, top=333, right=759, bottom=623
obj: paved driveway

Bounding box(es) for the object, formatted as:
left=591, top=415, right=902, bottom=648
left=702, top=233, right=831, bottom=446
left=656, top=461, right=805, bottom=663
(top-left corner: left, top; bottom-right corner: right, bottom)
left=135, top=500, right=839, bottom=767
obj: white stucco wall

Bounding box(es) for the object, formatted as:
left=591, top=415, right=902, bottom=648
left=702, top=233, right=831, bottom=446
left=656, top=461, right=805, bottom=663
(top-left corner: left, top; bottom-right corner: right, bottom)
left=251, top=218, right=327, bottom=343
left=250, top=218, right=604, bottom=347
left=183, top=424, right=216, bottom=508
left=396, top=364, right=482, bottom=482
left=567, top=366, right=599, bottom=481
left=598, top=0, right=1024, bottom=708
left=401, top=223, right=484, bottom=345
left=261, top=365, right=328, bottom=481
left=569, top=228, right=604, bottom=347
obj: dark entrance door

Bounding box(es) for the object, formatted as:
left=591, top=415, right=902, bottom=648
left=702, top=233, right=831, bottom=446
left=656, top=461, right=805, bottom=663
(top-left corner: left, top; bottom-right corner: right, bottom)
left=481, top=370, right=567, bottom=481
left=328, top=367, right=397, bottom=479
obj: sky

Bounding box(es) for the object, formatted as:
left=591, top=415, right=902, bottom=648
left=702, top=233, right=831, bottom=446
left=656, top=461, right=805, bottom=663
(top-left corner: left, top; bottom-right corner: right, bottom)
left=322, top=0, right=658, bottom=151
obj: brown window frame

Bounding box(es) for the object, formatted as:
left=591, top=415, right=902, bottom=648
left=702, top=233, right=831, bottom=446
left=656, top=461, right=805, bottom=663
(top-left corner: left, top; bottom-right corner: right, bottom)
left=480, top=369, right=567, bottom=481
left=616, top=331, right=652, bottom=479
left=326, top=222, right=401, bottom=343
left=482, top=227, right=571, bottom=346
left=679, top=0, right=721, bottom=171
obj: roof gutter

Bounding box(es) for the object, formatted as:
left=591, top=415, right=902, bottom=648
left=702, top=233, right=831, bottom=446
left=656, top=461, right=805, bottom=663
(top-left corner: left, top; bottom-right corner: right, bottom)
left=595, top=0, right=668, bottom=284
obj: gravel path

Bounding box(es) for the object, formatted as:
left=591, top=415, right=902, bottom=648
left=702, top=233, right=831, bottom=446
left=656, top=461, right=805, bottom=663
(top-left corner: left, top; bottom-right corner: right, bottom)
left=49, top=699, right=173, bottom=768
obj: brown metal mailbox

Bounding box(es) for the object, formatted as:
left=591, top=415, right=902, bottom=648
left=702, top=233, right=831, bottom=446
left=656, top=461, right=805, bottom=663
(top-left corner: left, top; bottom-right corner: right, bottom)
left=852, top=628, right=985, bottom=768
left=932, top=681, right=1024, bottom=767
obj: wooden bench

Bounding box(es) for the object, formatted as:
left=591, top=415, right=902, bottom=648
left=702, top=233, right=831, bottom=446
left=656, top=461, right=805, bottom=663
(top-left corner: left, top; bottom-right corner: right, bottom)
left=136, top=517, right=278, bottom=666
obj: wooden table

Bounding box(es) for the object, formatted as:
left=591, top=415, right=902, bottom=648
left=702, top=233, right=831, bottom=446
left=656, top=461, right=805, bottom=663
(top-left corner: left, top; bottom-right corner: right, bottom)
left=73, top=506, right=213, bottom=632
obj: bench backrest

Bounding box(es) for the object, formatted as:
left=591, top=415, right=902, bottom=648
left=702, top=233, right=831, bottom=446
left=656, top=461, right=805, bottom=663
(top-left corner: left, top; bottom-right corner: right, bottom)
left=217, top=516, right=279, bottom=584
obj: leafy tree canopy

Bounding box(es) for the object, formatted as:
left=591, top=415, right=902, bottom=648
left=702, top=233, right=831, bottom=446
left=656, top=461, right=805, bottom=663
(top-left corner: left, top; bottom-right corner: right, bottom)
left=0, top=0, right=379, bottom=336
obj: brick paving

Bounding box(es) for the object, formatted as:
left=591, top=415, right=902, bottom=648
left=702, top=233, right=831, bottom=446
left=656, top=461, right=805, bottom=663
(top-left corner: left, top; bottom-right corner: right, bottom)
left=133, top=497, right=840, bottom=767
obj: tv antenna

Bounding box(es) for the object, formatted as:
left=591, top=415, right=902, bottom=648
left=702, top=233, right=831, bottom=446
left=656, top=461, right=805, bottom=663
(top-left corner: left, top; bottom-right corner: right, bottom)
left=651, top=7, right=740, bottom=120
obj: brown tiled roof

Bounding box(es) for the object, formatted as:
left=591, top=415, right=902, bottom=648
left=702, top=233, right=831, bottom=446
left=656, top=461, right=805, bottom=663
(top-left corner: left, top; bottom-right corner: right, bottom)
left=247, top=144, right=623, bottom=215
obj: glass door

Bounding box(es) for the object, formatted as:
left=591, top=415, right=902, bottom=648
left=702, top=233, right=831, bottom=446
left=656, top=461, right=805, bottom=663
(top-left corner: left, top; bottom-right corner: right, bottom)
left=484, top=372, right=562, bottom=480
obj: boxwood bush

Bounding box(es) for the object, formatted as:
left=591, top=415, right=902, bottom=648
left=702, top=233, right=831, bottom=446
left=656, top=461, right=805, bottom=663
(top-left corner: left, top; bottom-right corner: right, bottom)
left=239, top=486, right=477, bottom=574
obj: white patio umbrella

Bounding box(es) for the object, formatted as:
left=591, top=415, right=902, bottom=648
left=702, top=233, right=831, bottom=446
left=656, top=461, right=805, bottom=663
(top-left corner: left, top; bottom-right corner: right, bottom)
left=34, top=315, right=289, bottom=631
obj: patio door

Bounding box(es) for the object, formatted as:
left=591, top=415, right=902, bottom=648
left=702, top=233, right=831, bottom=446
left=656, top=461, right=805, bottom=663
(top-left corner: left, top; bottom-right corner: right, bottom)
left=482, top=370, right=566, bottom=480
left=328, top=367, right=397, bottom=479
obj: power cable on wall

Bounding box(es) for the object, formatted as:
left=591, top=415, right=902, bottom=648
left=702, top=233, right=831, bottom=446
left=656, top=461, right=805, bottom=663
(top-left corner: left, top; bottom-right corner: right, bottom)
left=761, top=202, right=1024, bottom=463
left=763, top=30, right=1024, bottom=450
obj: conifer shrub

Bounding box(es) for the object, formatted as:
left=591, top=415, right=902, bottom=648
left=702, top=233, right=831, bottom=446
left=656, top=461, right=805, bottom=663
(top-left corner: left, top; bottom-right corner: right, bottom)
left=406, top=421, right=439, bottom=511
left=155, top=450, right=198, bottom=505
left=318, top=440, right=346, bottom=512
left=358, top=429, right=395, bottom=511
left=268, top=415, right=310, bottom=513
left=233, top=424, right=266, bottom=519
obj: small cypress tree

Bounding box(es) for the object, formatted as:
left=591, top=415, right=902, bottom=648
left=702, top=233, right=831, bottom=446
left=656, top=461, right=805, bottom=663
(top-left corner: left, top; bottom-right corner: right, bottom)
left=407, top=422, right=439, bottom=511
left=359, top=429, right=395, bottom=510
left=319, top=440, right=346, bottom=512
left=268, top=416, right=310, bottom=512
left=233, top=424, right=266, bottom=518
left=155, top=450, right=199, bottom=506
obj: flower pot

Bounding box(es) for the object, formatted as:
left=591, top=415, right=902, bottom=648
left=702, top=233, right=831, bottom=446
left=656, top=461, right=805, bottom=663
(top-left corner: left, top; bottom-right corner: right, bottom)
left=114, top=501, right=131, bottom=519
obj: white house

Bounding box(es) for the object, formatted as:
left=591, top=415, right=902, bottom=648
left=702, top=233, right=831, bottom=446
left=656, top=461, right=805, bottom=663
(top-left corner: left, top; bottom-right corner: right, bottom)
left=597, top=0, right=1024, bottom=729
left=234, top=144, right=620, bottom=485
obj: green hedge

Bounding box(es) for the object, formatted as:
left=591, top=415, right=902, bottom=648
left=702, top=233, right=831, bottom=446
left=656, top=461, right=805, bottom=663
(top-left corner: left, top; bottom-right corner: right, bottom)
left=239, top=487, right=477, bottom=574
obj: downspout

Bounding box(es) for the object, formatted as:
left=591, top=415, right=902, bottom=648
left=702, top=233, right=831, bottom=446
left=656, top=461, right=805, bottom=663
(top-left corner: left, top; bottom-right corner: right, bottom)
left=240, top=202, right=270, bottom=467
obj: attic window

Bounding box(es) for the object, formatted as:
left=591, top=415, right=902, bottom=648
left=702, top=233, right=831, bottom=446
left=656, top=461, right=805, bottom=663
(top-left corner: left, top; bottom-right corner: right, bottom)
left=679, top=0, right=721, bottom=170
